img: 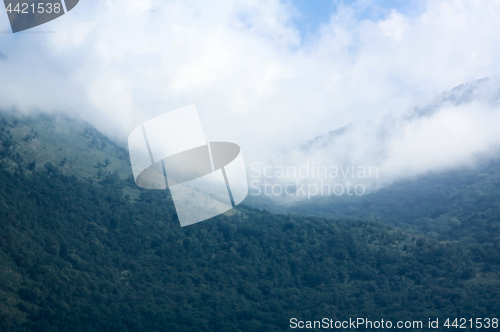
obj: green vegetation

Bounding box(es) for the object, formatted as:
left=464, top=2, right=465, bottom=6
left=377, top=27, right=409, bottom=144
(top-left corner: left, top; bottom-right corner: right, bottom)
left=290, top=160, right=500, bottom=243
left=0, top=114, right=499, bottom=331
left=0, top=112, right=130, bottom=183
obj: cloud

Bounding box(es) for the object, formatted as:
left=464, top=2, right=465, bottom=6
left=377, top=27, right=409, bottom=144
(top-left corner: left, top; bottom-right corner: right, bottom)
left=2, top=0, right=500, bottom=197
left=297, top=78, right=500, bottom=191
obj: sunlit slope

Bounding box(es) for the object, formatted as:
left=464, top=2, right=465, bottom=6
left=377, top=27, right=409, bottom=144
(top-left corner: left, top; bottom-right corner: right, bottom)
left=0, top=111, right=130, bottom=183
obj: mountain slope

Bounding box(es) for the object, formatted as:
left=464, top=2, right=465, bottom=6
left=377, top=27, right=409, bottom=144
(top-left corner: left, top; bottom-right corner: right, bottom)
left=289, top=157, right=500, bottom=243
left=0, top=113, right=499, bottom=331
left=0, top=111, right=130, bottom=181
left=1, top=154, right=500, bottom=331
left=287, top=78, right=500, bottom=243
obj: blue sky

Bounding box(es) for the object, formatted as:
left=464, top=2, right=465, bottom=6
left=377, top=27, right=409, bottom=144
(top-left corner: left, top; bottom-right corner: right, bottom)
left=289, top=0, right=424, bottom=41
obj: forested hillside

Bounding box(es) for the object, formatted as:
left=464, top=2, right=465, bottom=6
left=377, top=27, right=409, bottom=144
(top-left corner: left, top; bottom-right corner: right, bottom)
left=0, top=113, right=499, bottom=331
left=290, top=159, right=500, bottom=243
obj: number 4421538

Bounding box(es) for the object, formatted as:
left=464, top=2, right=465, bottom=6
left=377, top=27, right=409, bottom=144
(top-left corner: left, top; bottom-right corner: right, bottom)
left=444, top=318, right=498, bottom=329
left=5, top=2, right=62, bottom=14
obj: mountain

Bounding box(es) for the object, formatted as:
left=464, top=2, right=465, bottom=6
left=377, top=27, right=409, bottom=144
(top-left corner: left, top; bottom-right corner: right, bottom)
left=0, top=111, right=129, bottom=179
left=0, top=112, right=499, bottom=331
left=289, top=158, right=500, bottom=242
left=413, top=77, right=500, bottom=118
left=282, top=78, right=500, bottom=243
left=307, top=77, right=500, bottom=149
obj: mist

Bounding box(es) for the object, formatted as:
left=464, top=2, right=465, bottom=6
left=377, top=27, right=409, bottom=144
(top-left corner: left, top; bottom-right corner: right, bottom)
left=2, top=0, right=500, bottom=199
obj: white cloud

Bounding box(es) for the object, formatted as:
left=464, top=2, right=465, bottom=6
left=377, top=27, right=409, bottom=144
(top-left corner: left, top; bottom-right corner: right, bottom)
left=379, top=11, right=408, bottom=41
left=2, top=0, right=500, bottom=196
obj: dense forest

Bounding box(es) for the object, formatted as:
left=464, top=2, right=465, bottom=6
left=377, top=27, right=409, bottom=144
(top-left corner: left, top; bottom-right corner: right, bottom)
left=0, top=114, right=499, bottom=331
left=289, top=158, right=500, bottom=244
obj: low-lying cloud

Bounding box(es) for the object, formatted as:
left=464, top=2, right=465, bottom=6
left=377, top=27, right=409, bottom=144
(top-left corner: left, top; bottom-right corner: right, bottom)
left=2, top=0, right=500, bottom=199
